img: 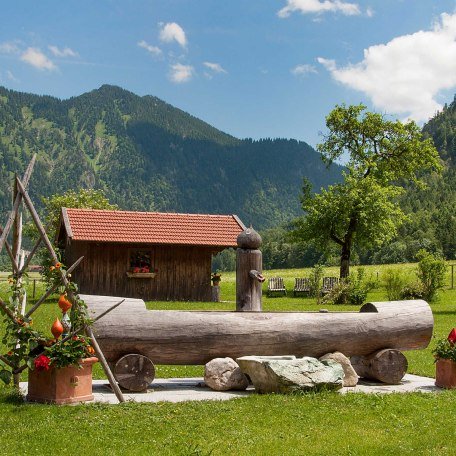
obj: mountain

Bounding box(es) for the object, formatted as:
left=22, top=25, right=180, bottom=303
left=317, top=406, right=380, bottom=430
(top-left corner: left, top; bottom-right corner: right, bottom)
left=0, top=85, right=341, bottom=229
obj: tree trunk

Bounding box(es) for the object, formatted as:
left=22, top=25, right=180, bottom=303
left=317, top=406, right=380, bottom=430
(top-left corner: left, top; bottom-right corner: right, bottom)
left=340, top=242, right=351, bottom=279
left=339, top=216, right=356, bottom=279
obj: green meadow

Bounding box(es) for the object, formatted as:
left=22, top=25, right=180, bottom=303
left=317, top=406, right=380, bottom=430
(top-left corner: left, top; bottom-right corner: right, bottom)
left=0, top=263, right=455, bottom=455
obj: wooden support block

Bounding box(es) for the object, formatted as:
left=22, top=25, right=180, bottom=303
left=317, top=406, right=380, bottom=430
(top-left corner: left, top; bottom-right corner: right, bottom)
left=350, top=349, right=408, bottom=384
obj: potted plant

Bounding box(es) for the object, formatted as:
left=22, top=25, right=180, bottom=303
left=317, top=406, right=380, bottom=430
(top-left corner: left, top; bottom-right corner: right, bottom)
left=27, top=335, right=98, bottom=404
left=433, top=328, right=456, bottom=389
left=211, top=272, right=222, bottom=286
left=0, top=262, right=98, bottom=404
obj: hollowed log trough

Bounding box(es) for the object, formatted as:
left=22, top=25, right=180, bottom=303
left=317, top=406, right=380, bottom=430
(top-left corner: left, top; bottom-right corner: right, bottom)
left=83, top=296, right=433, bottom=382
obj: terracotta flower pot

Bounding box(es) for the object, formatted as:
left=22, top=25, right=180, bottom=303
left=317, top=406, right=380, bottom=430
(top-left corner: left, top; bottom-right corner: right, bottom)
left=27, top=357, right=98, bottom=404
left=435, top=358, right=456, bottom=389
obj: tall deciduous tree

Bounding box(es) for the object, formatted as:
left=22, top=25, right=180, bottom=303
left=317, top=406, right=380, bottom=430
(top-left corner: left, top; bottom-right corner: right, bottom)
left=293, top=104, right=442, bottom=278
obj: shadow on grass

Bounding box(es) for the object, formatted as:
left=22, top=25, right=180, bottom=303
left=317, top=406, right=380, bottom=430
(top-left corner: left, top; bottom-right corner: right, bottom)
left=432, top=310, right=456, bottom=316
left=0, top=388, right=25, bottom=405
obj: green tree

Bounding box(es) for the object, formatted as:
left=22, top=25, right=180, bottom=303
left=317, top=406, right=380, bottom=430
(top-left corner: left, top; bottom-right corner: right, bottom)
left=36, top=189, right=117, bottom=282
left=294, top=104, right=441, bottom=278
left=42, top=188, right=117, bottom=241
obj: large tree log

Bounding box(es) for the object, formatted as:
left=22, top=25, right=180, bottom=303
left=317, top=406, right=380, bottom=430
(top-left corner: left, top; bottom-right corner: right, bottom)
left=83, top=296, right=433, bottom=366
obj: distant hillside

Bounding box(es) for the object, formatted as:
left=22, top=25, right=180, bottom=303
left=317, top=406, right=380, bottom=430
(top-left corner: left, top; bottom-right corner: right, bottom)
left=0, top=85, right=341, bottom=229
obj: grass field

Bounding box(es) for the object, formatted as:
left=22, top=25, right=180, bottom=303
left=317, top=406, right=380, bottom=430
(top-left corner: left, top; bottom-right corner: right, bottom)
left=0, top=263, right=455, bottom=455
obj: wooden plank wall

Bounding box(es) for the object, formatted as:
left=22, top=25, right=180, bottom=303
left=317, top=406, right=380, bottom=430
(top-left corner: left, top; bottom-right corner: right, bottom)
left=65, top=241, right=214, bottom=301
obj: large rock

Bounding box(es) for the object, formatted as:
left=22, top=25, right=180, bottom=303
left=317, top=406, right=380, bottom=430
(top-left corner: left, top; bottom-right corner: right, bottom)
left=236, top=356, right=344, bottom=394
left=204, top=357, right=249, bottom=391
left=319, top=352, right=359, bottom=387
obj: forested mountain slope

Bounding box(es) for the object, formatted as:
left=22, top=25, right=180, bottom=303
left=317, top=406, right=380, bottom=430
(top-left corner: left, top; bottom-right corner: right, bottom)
left=0, top=85, right=341, bottom=229
left=363, top=95, right=456, bottom=263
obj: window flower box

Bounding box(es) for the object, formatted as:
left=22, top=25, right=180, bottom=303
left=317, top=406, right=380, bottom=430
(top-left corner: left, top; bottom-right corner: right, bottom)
left=126, top=272, right=156, bottom=278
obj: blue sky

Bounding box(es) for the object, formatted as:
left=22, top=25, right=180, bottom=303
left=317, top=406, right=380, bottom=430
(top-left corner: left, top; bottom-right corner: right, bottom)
left=1, top=0, right=456, bottom=147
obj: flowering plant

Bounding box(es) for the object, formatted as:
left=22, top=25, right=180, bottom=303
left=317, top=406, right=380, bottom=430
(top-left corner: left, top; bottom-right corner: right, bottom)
left=0, top=260, right=95, bottom=385
left=433, top=328, right=456, bottom=363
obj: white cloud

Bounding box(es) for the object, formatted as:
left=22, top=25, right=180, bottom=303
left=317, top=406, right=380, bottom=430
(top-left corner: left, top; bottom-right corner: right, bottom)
left=366, top=7, right=374, bottom=18
left=278, top=0, right=361, bottom=18
left=138, top=40, right=162, bottom=56
left=169, top=63, right=193, bottom=83
left=0, top=41, right=20, bottom=54
left=203, top=62, right=227, bottom=74
left=159, top=22, right=187, bottom=48
left=21, top=47, right=56, bottom=71
left=291, top=63, right=318, bottom=76
left=318, top=13, right=456, bottom=121
left=48, top=45, right=78, bottom=58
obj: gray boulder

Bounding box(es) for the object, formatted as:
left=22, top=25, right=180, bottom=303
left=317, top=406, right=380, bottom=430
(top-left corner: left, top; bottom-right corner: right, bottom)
left=204, top=357, right=249, bottom=391
left=236, top=356, right=344, bottom=394
left=319, top=352, right=359, bottom=387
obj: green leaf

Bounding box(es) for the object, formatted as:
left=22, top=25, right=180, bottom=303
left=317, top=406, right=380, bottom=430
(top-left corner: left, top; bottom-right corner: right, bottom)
left=0, top=369, right=12, bottom=385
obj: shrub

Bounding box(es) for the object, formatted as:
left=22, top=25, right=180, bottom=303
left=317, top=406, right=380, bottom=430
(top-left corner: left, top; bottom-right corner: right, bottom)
left=400, top=283, right=425, bottom=300
left=309, top=264, right=325, bottom=304
left=323, top=268, right=374, bottom=305
left=415, top=249, right=447, bottom=302
left=383, top=268, right=409, bottom=301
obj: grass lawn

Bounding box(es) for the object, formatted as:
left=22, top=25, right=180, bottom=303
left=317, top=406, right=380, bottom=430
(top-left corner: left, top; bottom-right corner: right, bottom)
left=0, top=263, right=455, bottom=455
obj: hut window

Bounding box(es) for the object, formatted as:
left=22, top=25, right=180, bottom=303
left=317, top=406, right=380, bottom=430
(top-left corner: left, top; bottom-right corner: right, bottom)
left=129, top=249, right=153, bottom=273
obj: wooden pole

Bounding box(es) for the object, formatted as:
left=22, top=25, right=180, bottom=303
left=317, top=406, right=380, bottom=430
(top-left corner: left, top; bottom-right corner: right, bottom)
left=0, top=155, right=36, bottom=255
left=86, top=327, right=125, bottom=403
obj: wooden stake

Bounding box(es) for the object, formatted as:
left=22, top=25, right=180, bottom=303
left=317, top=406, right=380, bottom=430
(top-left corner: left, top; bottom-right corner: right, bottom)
left=86, top=327, right=125, bottom=403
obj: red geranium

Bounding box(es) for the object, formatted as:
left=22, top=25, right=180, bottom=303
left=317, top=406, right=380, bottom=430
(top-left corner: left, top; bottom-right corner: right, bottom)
left=448, top=328, right=456, bottom=345
left=34, top=354, right=51, bottom=372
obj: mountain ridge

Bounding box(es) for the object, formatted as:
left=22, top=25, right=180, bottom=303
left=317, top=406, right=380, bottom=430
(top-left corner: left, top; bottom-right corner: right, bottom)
left=0, top=84, right=341, bottom=228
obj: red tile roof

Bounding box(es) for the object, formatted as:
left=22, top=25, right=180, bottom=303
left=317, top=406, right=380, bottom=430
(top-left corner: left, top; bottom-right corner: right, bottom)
left=61, top=208, right=245, bottom=247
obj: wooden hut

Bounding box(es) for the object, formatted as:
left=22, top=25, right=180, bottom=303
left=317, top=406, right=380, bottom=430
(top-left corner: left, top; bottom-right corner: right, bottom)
left=57, top=208, right=245, bottom=301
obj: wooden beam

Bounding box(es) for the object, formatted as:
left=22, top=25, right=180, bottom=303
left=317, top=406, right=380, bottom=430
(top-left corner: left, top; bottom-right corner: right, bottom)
left=0, top=155, right=36, bottom=255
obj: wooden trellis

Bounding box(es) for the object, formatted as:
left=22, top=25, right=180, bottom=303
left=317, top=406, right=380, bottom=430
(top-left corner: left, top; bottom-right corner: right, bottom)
left=0, top=156, right=125, bottom=403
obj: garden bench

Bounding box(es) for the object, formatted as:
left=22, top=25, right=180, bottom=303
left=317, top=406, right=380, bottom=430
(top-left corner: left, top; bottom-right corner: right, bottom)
left=321, top=277, right=339, bottom=295
left=293, top=278, right=311, bottom=296
left=267, top=277, right=287, bottom=297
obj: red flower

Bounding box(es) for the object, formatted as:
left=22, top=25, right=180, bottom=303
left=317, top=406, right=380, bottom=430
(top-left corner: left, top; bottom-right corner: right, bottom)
left=133, top=267, right=141, bottom=273
left=448, top=328, right=456, bottom=345
left=34, top=354, right=51, bottom=372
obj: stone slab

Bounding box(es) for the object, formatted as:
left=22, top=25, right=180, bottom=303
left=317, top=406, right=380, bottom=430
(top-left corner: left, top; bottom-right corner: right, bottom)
left=19, top=374, right=443, bottom=405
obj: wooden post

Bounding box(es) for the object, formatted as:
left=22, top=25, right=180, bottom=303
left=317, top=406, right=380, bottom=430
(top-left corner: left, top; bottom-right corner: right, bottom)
left=236, top=227, right=264, bottom=312
left=32, top=280, right=36, bottom=299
